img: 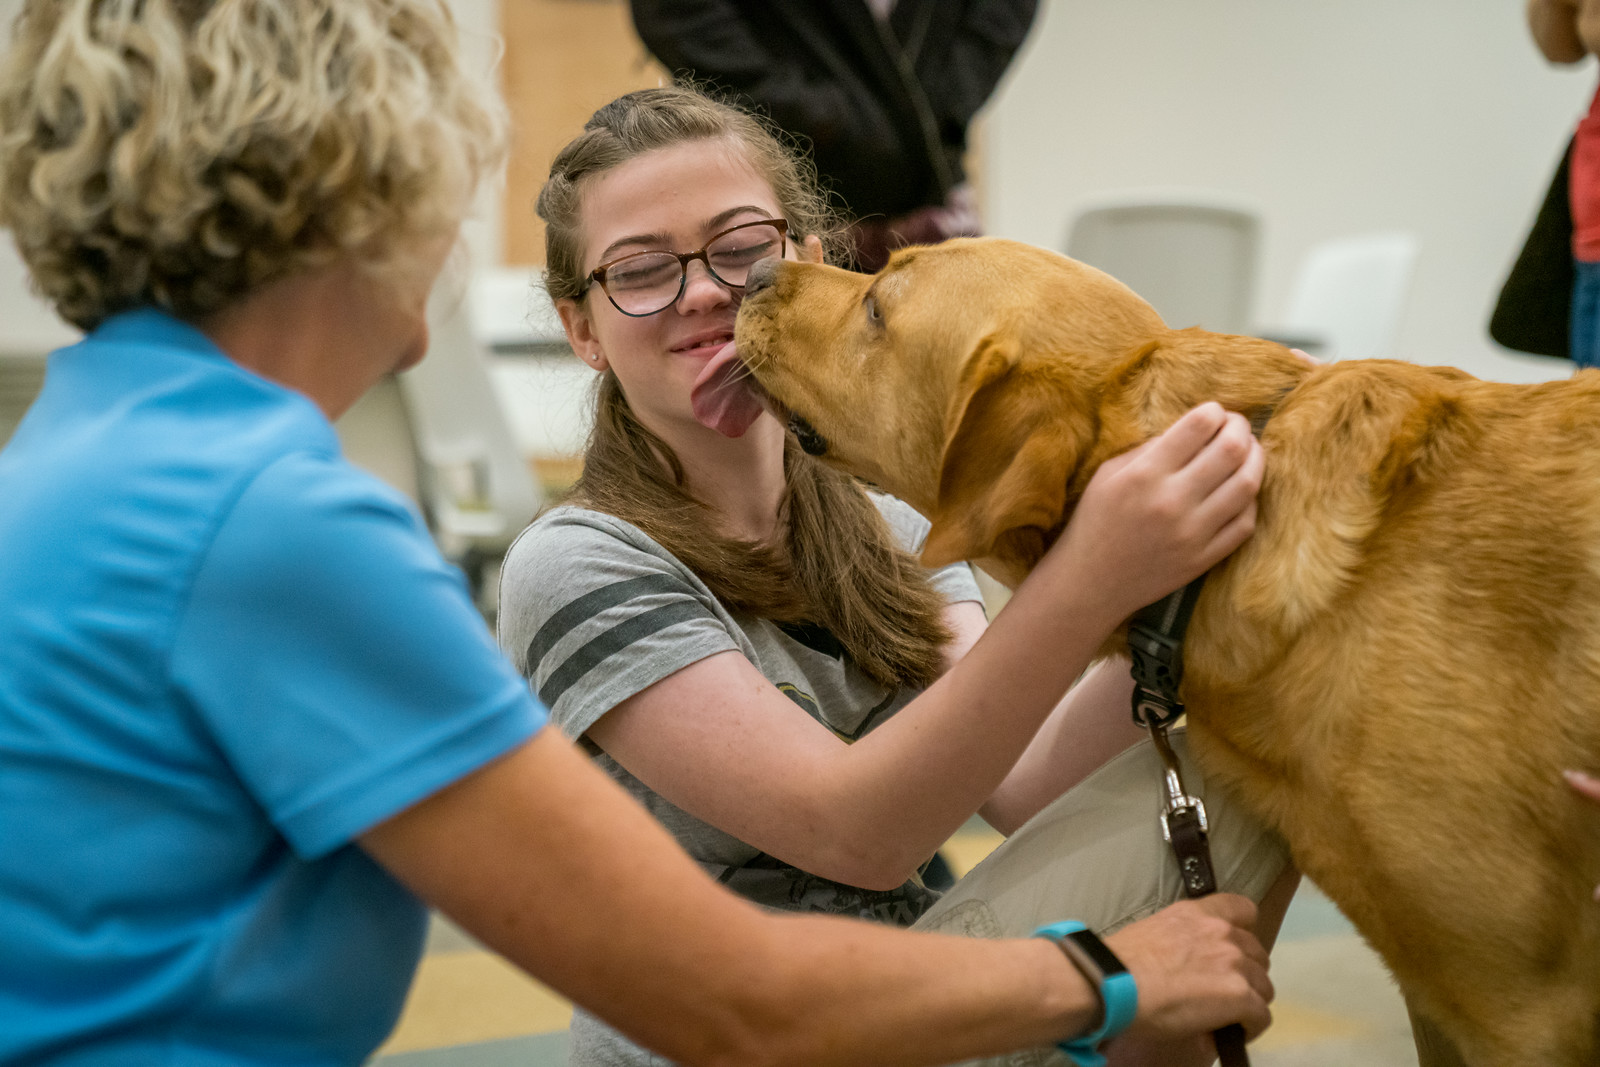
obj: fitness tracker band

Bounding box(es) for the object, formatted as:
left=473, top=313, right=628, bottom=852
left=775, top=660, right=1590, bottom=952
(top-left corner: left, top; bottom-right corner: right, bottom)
left=1033, top=921, right=1139, bottom=1067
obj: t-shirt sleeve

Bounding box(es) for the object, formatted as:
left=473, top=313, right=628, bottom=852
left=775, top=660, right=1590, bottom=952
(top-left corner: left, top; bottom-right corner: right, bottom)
left=168, top=452, right=546, bottom=860
left=497, top=512, right=739, bottom=741
left=869, top=492, right=985, bottom=607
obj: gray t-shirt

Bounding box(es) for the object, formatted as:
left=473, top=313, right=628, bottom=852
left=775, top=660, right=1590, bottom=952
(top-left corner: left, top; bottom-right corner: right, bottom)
left=498, top=494, right=982, bottom=1065
left=499, top=494, right=981, bottom=902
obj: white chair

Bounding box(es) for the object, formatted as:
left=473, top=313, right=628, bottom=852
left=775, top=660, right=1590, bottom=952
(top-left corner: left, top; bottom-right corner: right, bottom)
left=1064, top=192, right=1262, bottom=334
left=334, top=374, right=422, bottom=504
left=394, top=287, right=546, bottom=614
left=1269, top=232, right=1419, bottom=361
left=469, top=267, right=568, bottom=354
left=468, top=269, right=594, bottom=487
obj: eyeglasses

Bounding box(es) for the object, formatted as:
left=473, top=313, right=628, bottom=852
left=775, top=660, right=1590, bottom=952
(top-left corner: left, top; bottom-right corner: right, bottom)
left=583, top=218, right=789, bottom=317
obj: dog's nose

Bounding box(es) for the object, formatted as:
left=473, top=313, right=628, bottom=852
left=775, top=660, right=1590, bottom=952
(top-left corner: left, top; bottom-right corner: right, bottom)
left=744, top=257, right=780, bottom=296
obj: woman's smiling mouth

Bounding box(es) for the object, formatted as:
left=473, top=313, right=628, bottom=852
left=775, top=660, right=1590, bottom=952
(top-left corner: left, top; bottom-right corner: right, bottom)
left=672, top=329, right=736, bottom=358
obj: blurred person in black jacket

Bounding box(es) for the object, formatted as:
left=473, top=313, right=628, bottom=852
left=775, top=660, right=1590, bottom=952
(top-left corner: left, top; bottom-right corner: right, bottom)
left=629, top=0, right=1037, bottom=270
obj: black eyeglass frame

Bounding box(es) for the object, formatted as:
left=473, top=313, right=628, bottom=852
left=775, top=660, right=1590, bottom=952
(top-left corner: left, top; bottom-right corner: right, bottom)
left=582, top=218, right=790, bottom=317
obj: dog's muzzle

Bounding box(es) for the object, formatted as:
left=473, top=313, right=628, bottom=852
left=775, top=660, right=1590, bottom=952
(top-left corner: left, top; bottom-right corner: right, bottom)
left=788, top=413, right=828, bottom=456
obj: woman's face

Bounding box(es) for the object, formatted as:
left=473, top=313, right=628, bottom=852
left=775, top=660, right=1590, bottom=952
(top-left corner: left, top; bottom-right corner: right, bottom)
left=558, top=139, right=806, bottom=441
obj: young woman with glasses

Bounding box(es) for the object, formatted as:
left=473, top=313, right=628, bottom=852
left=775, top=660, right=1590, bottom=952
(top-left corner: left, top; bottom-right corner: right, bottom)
left=503, top=85, right=1301, bottom=1067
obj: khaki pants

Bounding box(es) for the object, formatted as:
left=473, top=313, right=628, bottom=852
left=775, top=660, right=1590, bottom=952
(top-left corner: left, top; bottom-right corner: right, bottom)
left=913, top=731, right=1293, bottom=1067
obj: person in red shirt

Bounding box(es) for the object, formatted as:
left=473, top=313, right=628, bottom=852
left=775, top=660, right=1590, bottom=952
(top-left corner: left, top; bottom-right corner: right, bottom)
left=1529, top=0, right=1600, bottom=365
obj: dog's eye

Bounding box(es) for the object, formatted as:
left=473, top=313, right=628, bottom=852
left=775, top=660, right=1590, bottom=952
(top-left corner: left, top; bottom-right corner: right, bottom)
left=864, top=294, right=882, bottom=325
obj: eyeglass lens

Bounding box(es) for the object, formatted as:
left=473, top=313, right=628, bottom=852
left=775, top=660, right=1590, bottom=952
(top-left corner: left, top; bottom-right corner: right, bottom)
left=600, top=222, right=786, bottom=316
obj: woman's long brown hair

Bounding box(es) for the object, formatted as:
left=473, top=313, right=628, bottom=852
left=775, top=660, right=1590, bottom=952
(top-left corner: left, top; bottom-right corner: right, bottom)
left=537, top=85, right=951, bottom=690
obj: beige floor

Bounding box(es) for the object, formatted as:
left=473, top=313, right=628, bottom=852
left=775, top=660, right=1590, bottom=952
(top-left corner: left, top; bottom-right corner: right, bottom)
left=373, top=826, right=1420, bottom=1067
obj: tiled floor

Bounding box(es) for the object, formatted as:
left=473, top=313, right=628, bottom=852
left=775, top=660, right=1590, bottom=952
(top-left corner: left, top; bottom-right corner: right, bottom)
left=371, top=826, right=1419, bottom=1067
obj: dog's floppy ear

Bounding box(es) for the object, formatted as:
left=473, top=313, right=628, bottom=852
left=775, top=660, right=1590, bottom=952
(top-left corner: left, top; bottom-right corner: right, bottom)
left=923, top=335, right=1088, bottom=575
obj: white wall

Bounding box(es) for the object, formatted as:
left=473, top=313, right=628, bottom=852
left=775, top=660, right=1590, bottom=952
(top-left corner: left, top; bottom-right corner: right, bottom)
left=0, top=235, right=76, bottom=356
left=0, top=0, right=74, bottom=352
left=984, top=0, right=1594, bottom=383
left=9, top=1, right=1584, bottom=386
left=0, top=0, right=71, bottom=352
left=447, top=0, right=506, bottom=277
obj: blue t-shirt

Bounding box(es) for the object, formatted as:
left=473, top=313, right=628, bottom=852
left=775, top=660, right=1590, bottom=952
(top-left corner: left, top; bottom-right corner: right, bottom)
left=0, top=310, right=546, bottom=1065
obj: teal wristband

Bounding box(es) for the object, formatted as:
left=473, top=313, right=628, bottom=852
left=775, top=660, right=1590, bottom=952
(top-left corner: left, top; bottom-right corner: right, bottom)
left=1033, top=921, right=1139, bottom=1067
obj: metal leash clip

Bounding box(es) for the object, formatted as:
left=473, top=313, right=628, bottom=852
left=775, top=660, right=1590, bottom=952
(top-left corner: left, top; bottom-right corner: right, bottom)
left=1126, top=653, right=1251, bottom=1065
left=1147, top=720, right=1208, bottom=845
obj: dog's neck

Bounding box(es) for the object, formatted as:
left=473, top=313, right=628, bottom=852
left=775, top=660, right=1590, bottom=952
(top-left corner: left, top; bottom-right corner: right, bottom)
left=955, top=330, right=1314, bottom=587
left=1074, top=329, right=1313, bottom=488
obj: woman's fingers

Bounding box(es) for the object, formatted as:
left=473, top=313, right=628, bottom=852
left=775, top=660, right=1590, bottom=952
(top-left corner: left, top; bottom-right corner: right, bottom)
left=1566, top=768, right=1600, bottom=802
left=1145, top=409, right=1263, bottom=567
left=1095, top=405, right=1252, bottom=503
left=1231, top=925, right=1275, bottom=1006
left=1056, top=403, right=1267, bottom=618
left=1103, top=894, right=1274, bottom=1043
left=1194, top=890, right=1258, bottom=928
left=1191, top=438, right=1265, bottom=559
left=1178, top=411, right=1257, bottom=498
left=1124, top=402, right=1232, bottom=481
left=1564, top=770, right=1600, bottom=902
left=1143, top=408, right=1259, bottom=514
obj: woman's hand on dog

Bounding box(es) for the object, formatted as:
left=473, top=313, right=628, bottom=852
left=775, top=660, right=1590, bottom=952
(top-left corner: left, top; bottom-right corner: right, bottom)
left=1054, top=402, right=1265, bottom=621
left=1565, top=769, right=1600, bottom=902
left=1567, top=768, right=1600, bottom=802
left=1103, top=893, right=1274, bottom=1049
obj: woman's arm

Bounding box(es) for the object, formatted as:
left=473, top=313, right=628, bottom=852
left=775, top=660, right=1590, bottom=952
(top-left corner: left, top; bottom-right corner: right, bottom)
left=980, top=658, right=1149, bottom=835
left=586, top=404, right=1263, bottom=888
left=360, top=726, right=1275, bottom=1067
left=1528, top=0, right=1587, bottom=63
left=937, top=606, right=1146, bottom=837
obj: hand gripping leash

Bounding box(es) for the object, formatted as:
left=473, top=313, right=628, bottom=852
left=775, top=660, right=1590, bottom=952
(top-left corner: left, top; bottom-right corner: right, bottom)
left=1128, top=577, right=1250, bottom=1067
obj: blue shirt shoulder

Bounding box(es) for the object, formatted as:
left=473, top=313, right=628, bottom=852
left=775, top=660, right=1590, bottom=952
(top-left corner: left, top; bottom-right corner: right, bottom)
left=0, top=310, right=544, bottom=1065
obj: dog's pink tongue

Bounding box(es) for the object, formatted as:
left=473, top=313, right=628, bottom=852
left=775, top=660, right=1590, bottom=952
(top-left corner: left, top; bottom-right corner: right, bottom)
left=690, top=341, right=764, bottom=438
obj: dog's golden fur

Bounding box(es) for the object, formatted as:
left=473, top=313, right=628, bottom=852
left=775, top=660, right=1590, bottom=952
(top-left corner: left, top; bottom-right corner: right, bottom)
left=734, top=237, right=1600, bottom=1066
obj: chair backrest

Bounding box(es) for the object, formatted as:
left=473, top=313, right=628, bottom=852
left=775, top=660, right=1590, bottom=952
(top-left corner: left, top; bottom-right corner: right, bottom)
left=333, top=374, right=422, bottom=503
left=396, top=289, right=545, bottom=559
left=466, top=270, right=594, bottom=476
left=470, top=267, right=569, bottom=352
left=1279, top=232, right=1419, bottom=361
left=1064, top=193, right=1262, bottom=334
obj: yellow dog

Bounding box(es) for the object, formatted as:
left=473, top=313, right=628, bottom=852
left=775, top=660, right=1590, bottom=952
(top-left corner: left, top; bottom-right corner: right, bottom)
left=721, top=237, right=1600, bottom=1066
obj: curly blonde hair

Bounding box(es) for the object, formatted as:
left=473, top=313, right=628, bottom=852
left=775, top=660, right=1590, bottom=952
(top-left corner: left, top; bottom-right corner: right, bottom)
left=0, top=0, right=505, bottom=330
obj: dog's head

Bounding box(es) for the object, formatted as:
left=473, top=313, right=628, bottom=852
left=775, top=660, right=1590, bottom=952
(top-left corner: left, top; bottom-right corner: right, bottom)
left=734, top=237, right=1167, bottom=582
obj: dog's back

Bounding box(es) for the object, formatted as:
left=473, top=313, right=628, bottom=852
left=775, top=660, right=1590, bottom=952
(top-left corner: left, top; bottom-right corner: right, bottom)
left=733, top=237, right=1600, bottom=1064
left=1177, top=357, right=1600, bottom=1066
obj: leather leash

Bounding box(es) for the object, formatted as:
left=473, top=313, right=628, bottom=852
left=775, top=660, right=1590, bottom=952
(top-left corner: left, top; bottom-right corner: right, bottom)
left=1125, top=399, right=1285, bottom=1067
left=1127, top=580, right=1250, bottom=1066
